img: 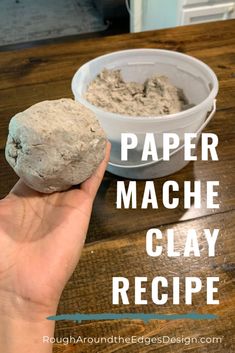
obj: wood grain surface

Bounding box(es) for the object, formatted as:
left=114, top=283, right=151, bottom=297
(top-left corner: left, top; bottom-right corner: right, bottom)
left=0, top=20, right=234, bottom=352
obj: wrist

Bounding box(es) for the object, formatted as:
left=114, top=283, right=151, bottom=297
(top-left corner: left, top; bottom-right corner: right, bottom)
left=0, top=290, right=57, bottom=353
left=0, top=314, right=55, bottom=353
left=0, top=288, right=58, bottom=321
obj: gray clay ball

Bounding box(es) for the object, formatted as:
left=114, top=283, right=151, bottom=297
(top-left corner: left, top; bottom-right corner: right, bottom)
left=5, top=98, right=107, bottom=193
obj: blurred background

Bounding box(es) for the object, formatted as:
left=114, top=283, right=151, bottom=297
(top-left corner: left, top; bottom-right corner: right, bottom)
left=0, top=0, right=235, bottom=46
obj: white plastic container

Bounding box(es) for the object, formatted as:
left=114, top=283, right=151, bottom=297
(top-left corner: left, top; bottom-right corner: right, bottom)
left=71, top=49, right=218, bottom=178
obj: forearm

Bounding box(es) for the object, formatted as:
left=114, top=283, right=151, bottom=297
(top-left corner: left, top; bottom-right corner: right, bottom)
left=0, top=315, right=55, bottom=353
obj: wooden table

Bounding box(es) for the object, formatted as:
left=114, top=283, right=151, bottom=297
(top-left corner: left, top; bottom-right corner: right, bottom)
left=0, top=20, right=235, bottom=352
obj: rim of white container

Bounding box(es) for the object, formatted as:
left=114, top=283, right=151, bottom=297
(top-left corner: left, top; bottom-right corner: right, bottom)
left=71, top=49, right=219, bottom=122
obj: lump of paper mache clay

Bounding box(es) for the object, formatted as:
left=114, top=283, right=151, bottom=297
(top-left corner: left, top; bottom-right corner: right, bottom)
left=5, top=98, right=107, bottom=193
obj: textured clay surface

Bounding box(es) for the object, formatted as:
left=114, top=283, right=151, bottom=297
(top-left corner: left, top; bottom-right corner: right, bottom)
left=85, top=69, right=192, bottom=116
left=5, top=98, right=107, bottom=193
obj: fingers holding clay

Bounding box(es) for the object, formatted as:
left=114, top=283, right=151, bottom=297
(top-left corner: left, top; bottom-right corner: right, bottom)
left=5, top=98, right=108, bottom=193
left=80, top=141, right=111, bottom=200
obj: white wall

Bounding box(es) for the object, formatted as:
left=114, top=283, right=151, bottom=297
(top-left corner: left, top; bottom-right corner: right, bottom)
left=140, top=0, right=180, bottom=31
left=130, top=0, right=235, bottom=32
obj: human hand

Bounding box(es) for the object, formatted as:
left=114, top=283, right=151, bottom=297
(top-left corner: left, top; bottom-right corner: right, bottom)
left=0, top=142, right=111, bottom=352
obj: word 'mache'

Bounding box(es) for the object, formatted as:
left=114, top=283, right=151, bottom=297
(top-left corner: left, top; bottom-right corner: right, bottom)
left=116, top=180, right=219, bottom=209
